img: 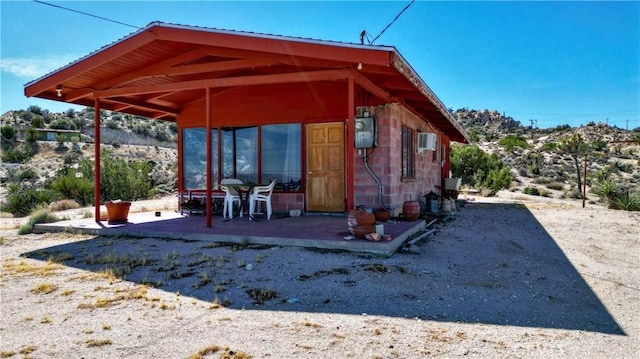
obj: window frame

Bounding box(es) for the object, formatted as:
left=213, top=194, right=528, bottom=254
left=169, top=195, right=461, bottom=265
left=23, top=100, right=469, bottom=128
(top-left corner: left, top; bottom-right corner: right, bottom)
left=401, top=125, right=415, bottom=180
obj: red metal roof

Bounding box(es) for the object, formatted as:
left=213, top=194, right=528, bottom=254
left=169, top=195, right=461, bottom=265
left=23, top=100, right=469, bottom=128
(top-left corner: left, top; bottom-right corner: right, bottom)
left=25, top=22, right=468, bottom=142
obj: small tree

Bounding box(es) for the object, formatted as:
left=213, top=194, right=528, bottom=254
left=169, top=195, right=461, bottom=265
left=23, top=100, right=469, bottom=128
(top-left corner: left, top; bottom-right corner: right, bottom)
left=559, top=133, right=589, bottom=194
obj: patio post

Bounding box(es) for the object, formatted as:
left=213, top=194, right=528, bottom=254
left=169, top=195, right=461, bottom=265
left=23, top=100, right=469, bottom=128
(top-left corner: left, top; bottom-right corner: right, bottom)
left=205, top=87, right=212, bottom=227
left=346, top=77, right=355, bottom=211
left=94, top=98, right=101, bottom=223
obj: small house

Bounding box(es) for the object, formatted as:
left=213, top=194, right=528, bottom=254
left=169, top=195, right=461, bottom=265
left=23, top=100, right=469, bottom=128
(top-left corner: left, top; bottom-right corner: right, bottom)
left=24, top=22, right=469, bottom=225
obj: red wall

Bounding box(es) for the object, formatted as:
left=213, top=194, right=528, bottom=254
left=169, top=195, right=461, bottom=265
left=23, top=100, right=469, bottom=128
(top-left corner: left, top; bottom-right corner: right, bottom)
left=353, top=104, right=446, bottom=214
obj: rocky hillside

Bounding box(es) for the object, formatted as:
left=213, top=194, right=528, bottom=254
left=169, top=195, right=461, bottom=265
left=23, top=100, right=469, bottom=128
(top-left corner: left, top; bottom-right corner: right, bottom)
left=0, top=107, right=179, bottom=202
left=453, top=108, right=639, bottom=201
left=1, top=106, right=638, bottom=207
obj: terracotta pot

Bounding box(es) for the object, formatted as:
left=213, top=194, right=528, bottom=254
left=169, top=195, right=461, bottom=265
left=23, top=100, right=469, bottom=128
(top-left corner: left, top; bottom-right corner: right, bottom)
left=374, top=208, right=390, bottom=222
left=356, top=212, right=376, bottom=226
left=353, top=225, right=375, bottom=239
left=402, top=200, right=420, bottom=221
left=105, top=201, right=131, bottom=225
left=347, top=209, right=364, bottom=235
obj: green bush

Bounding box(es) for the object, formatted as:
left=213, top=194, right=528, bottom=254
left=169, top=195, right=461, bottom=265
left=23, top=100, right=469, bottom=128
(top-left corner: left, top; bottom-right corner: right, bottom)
left=75, top=149, right=154, bottom=203
left=49, top=119, right=77, bottom=130
left=18, top=209, right=61, bottom=235
left=609, top=191, right=640, bottom=211
left=541, top=141, right=558, bottom=151
left=545, top=182, right=564, bottom=191
left=523, top=186, right=540, bottom=196
left=49, top=173, right=94, bottom=207
left=1, top=186, right=58, bottom=217
left=1, top=125, right=17, bottom=140
left=498, top=134, right=530, bottom=151
left=450, top=144, right=511, bottom=194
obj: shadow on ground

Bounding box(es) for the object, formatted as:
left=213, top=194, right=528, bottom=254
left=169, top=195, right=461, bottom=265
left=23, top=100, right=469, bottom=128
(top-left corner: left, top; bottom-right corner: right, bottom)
left=23, top=202, right=624, bottom=335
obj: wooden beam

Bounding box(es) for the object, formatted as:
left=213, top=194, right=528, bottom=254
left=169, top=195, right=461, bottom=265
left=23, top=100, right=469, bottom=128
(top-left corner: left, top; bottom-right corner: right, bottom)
left=350, top=70, right=390, bottom=102
left=94, top=69, right=351, bottom=98
left=109, top=97, right=180, bottom=115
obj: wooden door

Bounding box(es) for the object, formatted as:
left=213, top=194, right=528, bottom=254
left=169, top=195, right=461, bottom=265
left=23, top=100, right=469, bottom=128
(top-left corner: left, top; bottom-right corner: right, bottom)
left=306, top=123, right=345, bottom=212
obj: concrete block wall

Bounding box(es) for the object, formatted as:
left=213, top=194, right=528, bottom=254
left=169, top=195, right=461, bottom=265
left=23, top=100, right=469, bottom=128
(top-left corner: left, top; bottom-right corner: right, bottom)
left=353, top=103, right=444, bottom=214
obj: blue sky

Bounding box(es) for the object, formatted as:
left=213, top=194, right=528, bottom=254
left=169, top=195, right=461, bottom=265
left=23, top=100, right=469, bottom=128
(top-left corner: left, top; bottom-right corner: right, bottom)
left=1, top=1, right=638, bottom=129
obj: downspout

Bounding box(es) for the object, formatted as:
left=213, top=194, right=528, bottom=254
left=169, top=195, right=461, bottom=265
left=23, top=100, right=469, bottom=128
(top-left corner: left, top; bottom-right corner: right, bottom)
left=363, top=148, right=385, bottom=208
left=94, top=98, right=101, bottom=223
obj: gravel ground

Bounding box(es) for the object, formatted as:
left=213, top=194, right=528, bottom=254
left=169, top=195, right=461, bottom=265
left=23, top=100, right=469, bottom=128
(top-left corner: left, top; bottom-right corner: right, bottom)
left=0, top=196, right=638, bottom=358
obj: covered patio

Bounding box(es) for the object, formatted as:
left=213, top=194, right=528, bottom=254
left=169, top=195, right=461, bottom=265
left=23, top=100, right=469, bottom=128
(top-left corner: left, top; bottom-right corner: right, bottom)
left=33, top=209, right=432, bottom=257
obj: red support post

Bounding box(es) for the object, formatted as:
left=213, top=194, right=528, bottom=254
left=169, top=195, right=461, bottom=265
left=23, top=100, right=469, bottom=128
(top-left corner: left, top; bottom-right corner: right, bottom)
left=205, top=88, right=213, bottom=227
left=94, top=99, right=101, bottom=222
left=346, top=77, right=355, bottom=211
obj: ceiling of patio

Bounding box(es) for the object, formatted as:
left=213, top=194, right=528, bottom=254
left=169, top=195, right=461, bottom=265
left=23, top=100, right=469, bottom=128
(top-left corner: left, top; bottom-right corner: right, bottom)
left=25, top=22, right=468, bottom=143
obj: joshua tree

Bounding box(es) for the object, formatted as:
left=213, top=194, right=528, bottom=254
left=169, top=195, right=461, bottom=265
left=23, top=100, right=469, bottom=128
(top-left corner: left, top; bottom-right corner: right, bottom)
left=559, top=133, right=589, bottom=192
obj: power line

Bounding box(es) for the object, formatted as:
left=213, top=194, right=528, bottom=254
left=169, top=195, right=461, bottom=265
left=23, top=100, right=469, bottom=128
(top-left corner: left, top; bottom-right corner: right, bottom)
left=362, top=0, right=415, bottom=44
left=33, top=0, right=141, bottom=30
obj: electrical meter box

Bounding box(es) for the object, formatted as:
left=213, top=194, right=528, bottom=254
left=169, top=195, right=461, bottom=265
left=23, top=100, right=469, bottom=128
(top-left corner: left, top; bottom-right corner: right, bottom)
left=354, top=117, right=375, bottom=148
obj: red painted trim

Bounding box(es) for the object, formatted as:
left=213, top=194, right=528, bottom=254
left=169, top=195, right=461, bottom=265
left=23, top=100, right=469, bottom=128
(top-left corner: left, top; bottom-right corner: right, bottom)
left=25, top=30, right=156, bottom=98
left=346, top=78, right=355, bottom=211
left=205, top=88, right=212, bottom=227
left=94, top=99, right=101, bottom=223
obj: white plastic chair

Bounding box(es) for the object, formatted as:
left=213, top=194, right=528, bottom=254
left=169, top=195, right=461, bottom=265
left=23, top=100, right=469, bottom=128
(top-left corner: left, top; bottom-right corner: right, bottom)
left=220, top=178, right=243, bottom=219
left=249, top=180, right=277, bottom=220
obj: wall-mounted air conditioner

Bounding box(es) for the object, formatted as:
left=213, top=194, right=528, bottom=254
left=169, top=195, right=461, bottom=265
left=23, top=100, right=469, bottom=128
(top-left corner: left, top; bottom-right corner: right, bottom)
left=417, top=133, right=436, bottom=153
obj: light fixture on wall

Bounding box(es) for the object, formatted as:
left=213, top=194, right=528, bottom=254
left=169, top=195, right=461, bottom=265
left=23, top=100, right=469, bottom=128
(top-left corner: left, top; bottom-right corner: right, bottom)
left=357, top=63, right=363, bottom=71
left=55, top=85, right=63, bottom=97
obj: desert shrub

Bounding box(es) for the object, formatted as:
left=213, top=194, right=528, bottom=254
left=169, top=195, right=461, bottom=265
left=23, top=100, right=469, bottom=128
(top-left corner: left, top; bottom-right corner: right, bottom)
left=105, top=120, right=119, bottom=129
left=609, top=191, right=640, bottom=211
left=76, top=149, right=154, bottom=202
left=49, top=199, right=81, bottom=212
left=523, top=186, right=540, bottom=196
left=541, top=140, right=558, bottom=150
left=1, top=142, right=38, bottom=163
left=1, top=186, right=58, bottom=217
left=498, top=134, right=530, bottom=151
left=18, top=209, right=61, bottom=235
left=18, top=168, right=38, bottom=181
left=48, top=173, right=94, bottom=207
left=31, top=116, right=44, bottom=128
left=65, top=108, right=76, bottom=117
left=49, top=119, right=77, bottom=130
left=451, top=144, right=511, bottom=195
left=1, top=125, right=17, bottom=140
left=591, top=138, right=608, bottom=152
left=545, top=182, right=564, bottom=191
left=533, top=177, right=552, bottom=184
left=565, top=188, right=583, bottom=199
left=27, top=105, right=42, bottom=115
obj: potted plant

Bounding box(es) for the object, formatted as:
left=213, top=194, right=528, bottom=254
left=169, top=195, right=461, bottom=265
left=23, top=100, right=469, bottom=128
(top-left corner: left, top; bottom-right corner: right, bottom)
left=105, top=200, right=131, bottom=224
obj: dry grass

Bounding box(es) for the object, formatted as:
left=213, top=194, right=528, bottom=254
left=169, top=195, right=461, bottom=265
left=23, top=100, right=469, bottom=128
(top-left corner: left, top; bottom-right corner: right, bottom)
left=30, top=282, right=57, bottom=294
left=3, top=259, right=61, bottom=277
left=188, top=345, right=252, bottom=359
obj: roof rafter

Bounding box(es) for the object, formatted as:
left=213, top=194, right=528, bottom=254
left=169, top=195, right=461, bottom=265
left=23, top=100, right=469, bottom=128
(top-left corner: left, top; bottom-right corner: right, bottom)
left=94, top=69, right=353, bottom=98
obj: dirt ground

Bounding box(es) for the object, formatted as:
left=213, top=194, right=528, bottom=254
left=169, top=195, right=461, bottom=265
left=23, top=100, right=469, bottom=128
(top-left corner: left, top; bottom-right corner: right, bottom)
left=0, top=195, right=638, bottom=358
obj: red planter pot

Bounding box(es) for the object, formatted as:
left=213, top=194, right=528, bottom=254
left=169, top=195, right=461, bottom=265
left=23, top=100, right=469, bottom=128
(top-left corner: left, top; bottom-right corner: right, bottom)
left=105, top=201, right=131, bottom=225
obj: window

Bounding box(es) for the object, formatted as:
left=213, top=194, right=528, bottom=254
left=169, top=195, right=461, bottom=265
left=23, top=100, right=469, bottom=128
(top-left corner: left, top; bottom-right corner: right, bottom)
left=261, top=124, right=302, bottom=191
left=182, top=128, right=218, bottom=189
left=222, top=127, right=257, bottom=183
left=182, top=124, right=302, bottom=191
left=401, top=126, right=415, bottom=179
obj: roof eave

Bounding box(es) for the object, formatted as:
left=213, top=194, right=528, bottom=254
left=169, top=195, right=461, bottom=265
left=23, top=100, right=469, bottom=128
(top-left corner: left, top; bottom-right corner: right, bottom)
left=390, top=53, right=469, bottom=143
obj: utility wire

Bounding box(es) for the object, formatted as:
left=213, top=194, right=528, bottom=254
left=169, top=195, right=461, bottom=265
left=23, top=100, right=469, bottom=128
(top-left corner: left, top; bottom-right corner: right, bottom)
left=369, top=0, right=415, bottom=44
left=33, top=0, right=141, bottom=30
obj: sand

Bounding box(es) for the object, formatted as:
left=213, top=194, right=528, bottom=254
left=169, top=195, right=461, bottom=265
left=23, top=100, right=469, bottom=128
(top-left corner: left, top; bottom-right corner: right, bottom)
left=1, top=195, right=638, bottom=358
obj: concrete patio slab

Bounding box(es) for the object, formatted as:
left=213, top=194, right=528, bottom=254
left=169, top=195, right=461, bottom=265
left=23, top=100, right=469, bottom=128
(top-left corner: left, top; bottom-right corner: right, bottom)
left=34, top=210, right=428, bottom=256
